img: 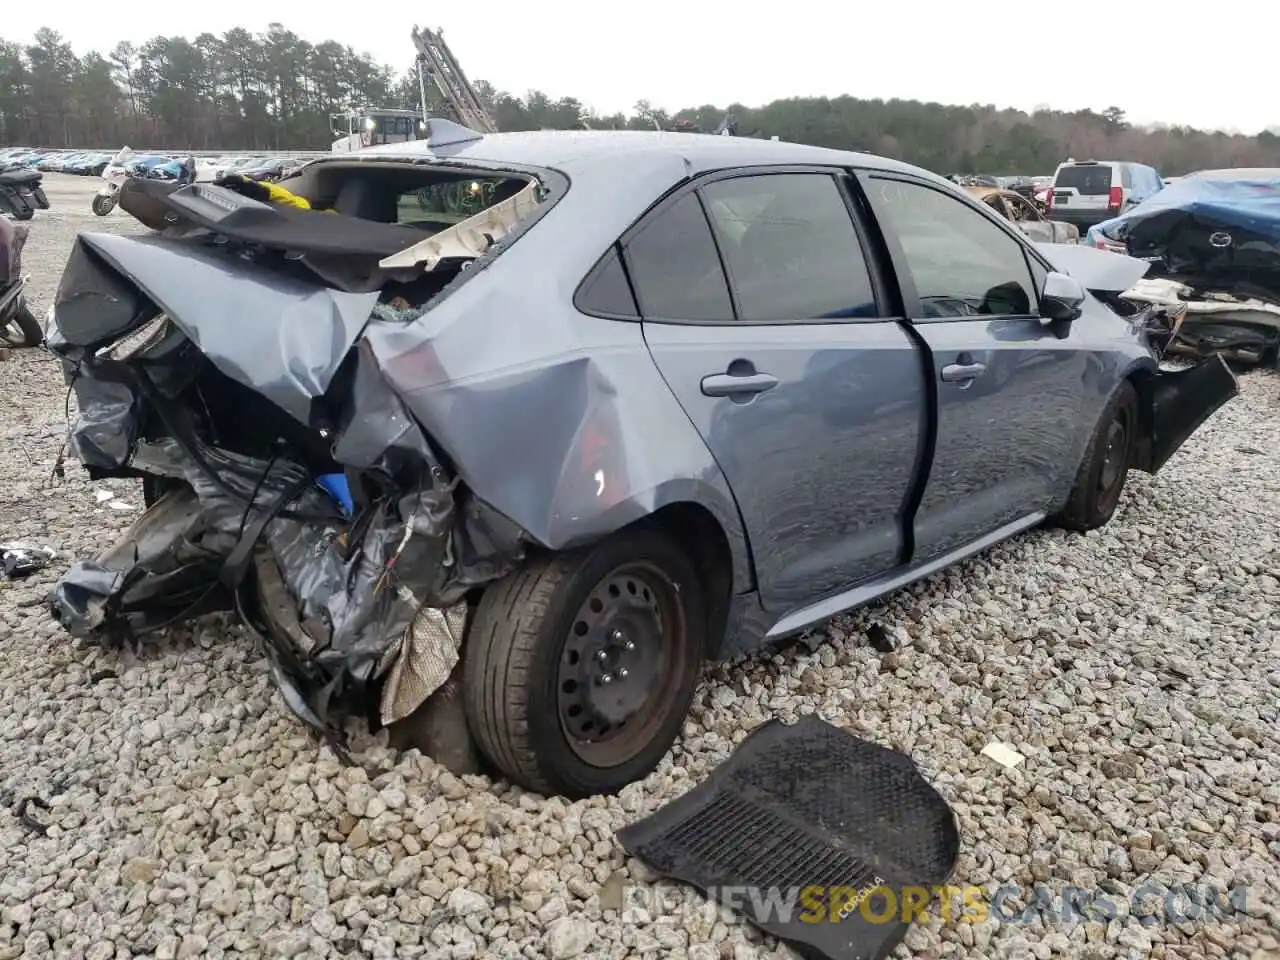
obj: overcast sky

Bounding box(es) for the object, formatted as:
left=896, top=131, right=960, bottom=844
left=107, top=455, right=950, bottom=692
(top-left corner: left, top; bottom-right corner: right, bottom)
left=6, top=3, right=1276, bottom=135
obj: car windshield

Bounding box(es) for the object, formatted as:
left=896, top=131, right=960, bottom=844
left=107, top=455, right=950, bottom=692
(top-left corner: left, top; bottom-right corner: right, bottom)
left=1056, top=165, right=1113, bottom=194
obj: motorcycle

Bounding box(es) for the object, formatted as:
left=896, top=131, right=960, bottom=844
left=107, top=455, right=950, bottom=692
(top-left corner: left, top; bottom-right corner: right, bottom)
left=0, top=163, right=49, bottom=221
left=0, top=216, right=41, bottom=348
left=92, top=147, right=137, bottom=217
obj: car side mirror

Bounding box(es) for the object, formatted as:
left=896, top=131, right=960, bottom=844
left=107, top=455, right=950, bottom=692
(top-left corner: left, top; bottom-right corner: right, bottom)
left=1039, top=271, right=1085, bottom=322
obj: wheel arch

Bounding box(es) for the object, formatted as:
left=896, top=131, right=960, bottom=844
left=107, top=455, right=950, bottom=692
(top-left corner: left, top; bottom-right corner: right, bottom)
left=627, top=501, right=736, bottom=661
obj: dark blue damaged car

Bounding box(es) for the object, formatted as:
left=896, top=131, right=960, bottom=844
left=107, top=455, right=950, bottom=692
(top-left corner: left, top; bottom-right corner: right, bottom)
left=44, top=122, right=1237, bottom=797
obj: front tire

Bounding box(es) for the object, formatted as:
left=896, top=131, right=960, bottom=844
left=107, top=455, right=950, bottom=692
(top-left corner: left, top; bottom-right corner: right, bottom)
left=1053, top=380, right=1138, bottom=531
left=91, top=194, right=116, bottom=217
left=464, top=528, right=707, bottom=798
left=0, top=302, right=42, bottom=348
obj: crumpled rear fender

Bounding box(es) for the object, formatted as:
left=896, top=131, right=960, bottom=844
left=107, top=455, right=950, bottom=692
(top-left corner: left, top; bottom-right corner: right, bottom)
left=367, top=325, right=754, bottom=595
left=1133, top=354, right=1239, bottom=474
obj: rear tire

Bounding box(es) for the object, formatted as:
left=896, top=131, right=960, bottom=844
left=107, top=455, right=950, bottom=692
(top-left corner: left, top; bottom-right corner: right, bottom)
left=1053, top=380, right=1138, bottom=531
left=464, top=528, right=707, bottom=798
left=0, top=302, right=42, bottom=348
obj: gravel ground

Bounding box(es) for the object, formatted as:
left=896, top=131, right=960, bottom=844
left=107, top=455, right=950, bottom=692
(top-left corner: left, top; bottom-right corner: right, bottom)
left=0, top=174, right=1277, bottom=960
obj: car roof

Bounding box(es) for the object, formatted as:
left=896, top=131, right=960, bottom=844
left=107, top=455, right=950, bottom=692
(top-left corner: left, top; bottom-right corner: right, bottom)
left=1186, top=167, right=1280, bottom=180
left=351, top=129, right=927, bottom=179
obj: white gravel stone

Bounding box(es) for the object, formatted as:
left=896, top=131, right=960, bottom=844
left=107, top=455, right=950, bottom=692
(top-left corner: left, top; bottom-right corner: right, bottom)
left=1, top=173, right=1278, bottom=960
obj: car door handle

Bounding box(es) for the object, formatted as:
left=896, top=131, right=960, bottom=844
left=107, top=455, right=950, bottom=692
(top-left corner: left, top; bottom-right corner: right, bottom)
left=940, top=362, right=987, bottom=382
left=700, top=372, right=779, bottom=397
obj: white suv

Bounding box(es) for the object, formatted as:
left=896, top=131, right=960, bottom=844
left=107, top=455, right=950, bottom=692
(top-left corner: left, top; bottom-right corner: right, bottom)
left=1045, top=160, right=1164, bottom=230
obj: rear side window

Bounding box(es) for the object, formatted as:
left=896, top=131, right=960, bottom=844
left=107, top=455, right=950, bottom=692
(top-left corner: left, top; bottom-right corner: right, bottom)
left=624, top=192, right=734, bottom=321
left=576, top=247, right=638, bottom=317
left=701, top=173, right=877, bottom=320
left=1055, top=165, right=1113, bottom=195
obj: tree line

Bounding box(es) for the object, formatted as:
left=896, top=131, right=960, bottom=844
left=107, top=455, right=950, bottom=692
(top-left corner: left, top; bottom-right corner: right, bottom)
left=3, top=25, right=1279, bottom=176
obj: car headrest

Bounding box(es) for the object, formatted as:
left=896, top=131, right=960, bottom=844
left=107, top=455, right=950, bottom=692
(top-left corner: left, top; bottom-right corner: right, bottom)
left=332, top=177, right=397, bottom=222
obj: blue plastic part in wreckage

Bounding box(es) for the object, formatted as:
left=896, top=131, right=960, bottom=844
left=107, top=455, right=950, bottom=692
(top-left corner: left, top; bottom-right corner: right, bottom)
left=316, top=473, right=354, bottom=517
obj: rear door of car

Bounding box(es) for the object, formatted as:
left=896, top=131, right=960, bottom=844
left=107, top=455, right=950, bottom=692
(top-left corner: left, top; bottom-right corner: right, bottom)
left=1052, top=162, right=1115, bottom=214
left=856, top=172, right=1090, bottom=563
left=616, top=167, right=928, bottom=614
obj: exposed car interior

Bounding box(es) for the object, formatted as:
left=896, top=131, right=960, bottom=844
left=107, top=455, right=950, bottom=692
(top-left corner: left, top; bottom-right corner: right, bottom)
left=120, top=162, right=540, bottom=304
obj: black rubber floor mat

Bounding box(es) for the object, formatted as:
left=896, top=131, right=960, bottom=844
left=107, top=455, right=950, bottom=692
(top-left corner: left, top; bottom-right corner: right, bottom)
left=616, top=716, right=960, bottom=960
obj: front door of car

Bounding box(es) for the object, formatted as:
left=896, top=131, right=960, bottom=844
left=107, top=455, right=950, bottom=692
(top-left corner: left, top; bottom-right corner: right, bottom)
left=621, top=170, right=927, bottom=614
left=858, top=172, right=1090, bottom=562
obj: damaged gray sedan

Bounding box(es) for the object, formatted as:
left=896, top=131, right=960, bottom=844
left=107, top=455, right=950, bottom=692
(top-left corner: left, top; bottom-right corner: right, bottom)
left=45, top=124, right=1238, bottom=798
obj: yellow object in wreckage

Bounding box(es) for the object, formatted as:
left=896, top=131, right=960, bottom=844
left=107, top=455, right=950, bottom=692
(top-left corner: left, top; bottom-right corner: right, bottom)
left=259, top=181, right=316, bottom=210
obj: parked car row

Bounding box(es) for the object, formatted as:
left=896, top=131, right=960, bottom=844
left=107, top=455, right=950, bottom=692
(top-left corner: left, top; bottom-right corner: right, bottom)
left=0, top=147, right=320, bottom=183
left=0, top=148, right=114, bottom=176
left=0, top=153, right=50, bottom=220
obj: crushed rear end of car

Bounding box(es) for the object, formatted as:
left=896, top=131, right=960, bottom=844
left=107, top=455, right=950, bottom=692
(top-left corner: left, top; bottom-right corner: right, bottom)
left=45, top=163, right=554, bottom=755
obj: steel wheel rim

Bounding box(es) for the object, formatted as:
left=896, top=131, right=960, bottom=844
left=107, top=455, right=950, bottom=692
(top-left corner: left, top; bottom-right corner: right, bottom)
left=556, top=561, right=688, bottom=767
left=1098, top=405, right=1132, bottom=498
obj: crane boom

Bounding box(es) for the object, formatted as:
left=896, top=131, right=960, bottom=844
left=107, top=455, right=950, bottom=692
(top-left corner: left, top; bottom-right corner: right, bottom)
left=411, top=26, right=498, bottom=134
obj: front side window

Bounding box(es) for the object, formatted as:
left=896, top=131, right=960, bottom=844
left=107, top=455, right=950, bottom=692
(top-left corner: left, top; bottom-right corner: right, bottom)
left=868, top=178, right=1037, bottom=320
left=623, top=192, right=734, bottom=321
left=700, top=173, right=877, bottom=321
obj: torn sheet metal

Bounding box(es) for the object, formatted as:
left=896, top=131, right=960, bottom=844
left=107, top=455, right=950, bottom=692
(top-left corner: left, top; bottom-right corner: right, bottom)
left=49, top=483, right=231, bottom=638
left=1125, top=278, right=1280, bottom=328
left=57, top=233, right=380, bottom=424
left=48, top=328, right=527, bottom=732
left=380, top=180, right=542, bottom=270
left=1033, top=241, right=1151, bottom=293
left=1145, top=355, right=1239, bottom=473
left=65, top=375, right=141, bottom=471
left=1122, top=277, right=1280, bottom=362
left=43, top=222, right=534, bottom=738
left=49, top=429, right=469, bottom=727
